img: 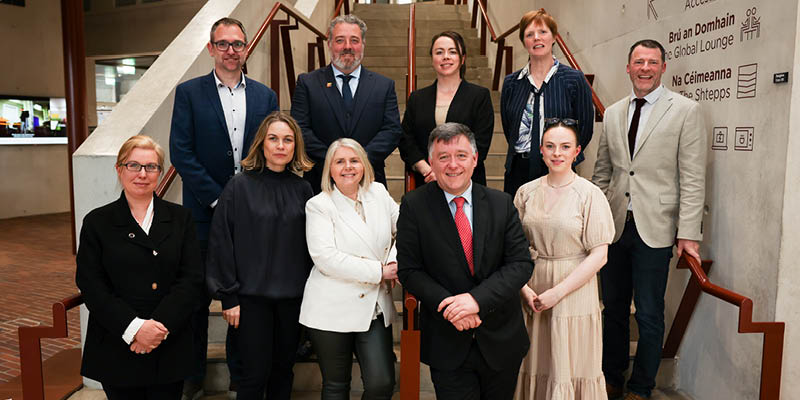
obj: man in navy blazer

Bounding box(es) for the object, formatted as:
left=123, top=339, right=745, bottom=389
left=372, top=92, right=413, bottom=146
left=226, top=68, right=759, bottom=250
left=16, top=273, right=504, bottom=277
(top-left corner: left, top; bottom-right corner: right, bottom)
left=291, top=14, right=402, bottom=193
left=169, top=17, right=277, bottom=399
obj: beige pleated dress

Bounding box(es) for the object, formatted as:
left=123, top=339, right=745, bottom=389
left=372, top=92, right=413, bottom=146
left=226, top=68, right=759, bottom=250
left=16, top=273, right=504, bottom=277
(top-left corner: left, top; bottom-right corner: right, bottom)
left=512, top=176, right=614, bottom=400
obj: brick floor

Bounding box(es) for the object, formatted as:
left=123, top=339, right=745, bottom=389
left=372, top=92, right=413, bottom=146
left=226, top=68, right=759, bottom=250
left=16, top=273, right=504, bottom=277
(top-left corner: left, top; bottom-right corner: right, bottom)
left=0, top=213, right=81, bottom=384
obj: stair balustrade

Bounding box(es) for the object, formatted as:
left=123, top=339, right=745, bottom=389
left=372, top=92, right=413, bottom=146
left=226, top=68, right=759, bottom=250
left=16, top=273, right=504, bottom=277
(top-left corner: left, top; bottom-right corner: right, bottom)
left=663, top=255, right=785, bottom=400
left=18, top=294, right=84, bottom=400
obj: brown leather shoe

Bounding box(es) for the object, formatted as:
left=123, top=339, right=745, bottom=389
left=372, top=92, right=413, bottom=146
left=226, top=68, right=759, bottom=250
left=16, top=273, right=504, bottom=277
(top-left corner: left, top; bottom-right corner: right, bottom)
left=606, top=383, right=623, bottom=399
left=624, top=392, right=648, bottom=400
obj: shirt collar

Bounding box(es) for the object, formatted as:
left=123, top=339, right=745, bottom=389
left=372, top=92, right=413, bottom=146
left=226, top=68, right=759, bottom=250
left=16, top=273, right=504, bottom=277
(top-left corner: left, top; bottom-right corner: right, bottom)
left=331, top=64, right=362, bottom=80
left=517, top=57, right=560, bottom=82
left=443, top=182, right=473, bottom=206
left=631, top=84, right=663, bottom=105
left=213, top=69, right=246, bottom=89
left=331, top=63, right=361, bottom=80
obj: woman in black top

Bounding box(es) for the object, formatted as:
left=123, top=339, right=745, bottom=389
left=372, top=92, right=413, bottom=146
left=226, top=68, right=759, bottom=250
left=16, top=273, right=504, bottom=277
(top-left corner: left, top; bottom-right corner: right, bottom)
left=399, top=30, right=494, bottom=186
left=76, top=135, right=203, bottom=400
left=206, top=111, right=315, bottom=400
left=500, top=9, right=594, bottom=197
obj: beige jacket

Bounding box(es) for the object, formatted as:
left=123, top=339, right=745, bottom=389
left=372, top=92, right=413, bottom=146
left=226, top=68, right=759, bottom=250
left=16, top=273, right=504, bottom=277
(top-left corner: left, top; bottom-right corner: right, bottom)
left=592, top=87, right=706, bottom=248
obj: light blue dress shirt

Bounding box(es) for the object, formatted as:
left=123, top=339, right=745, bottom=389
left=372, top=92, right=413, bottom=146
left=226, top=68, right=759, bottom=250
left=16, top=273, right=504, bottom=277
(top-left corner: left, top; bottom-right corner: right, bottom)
left=443, top=182, right=473, bottom=230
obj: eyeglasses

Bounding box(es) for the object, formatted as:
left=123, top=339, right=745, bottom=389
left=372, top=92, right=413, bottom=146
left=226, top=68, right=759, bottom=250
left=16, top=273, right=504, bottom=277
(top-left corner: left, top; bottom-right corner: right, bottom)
left=120, top=161, right=162, bottom=173
left=212, top=40, right=247, bottom=52
left=544, top=117, right=578, bottom=130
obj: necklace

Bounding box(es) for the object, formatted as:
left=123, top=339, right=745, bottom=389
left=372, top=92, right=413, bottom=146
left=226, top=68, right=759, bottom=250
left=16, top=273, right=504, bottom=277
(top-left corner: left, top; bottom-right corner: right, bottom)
left=546, top=172, right=576, bottom=189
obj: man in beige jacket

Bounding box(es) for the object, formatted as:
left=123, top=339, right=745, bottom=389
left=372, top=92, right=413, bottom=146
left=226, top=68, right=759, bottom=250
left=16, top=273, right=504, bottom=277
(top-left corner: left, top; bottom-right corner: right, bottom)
left=592, top=39, right=707, bottom=400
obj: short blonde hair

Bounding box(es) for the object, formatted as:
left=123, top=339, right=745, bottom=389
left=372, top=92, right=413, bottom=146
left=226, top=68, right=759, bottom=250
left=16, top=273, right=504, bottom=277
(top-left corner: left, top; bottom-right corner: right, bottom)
left=116, top=135, right=165, bottom=169
left=320, top=138, right=374, bottom=194
left=241, top=111, right=314, bottom=173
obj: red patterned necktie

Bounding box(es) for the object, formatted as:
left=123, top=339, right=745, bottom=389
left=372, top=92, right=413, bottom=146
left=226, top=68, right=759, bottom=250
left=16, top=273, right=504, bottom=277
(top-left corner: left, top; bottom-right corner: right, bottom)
left=453, top=196, right=474, bottom=275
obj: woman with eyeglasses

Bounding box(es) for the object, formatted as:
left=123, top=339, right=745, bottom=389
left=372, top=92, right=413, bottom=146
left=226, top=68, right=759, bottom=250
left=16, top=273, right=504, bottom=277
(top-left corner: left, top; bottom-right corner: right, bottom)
left=501, top=9, right=594, bottom=197
left=399, top=30, right=494, bottom=186
left=206, top=111, right=315, bottom=400
left=76, top=135, right=203, bottom=400
left=513, top=120, right=614, bottom=399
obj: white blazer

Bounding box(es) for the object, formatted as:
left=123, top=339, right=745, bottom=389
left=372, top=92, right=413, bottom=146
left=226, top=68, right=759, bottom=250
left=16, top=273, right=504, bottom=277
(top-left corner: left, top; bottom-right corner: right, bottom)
left=299, top=182, right=399, bottom=332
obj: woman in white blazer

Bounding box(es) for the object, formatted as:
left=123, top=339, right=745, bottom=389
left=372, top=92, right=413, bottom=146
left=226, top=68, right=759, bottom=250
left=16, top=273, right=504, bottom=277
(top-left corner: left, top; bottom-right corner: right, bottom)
left=300, top=138, right=399, bottom=400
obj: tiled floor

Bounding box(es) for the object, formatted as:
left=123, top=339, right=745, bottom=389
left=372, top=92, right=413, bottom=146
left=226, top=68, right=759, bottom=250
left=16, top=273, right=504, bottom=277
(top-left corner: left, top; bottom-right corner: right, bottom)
left=0, top=213, right=82, bottom=383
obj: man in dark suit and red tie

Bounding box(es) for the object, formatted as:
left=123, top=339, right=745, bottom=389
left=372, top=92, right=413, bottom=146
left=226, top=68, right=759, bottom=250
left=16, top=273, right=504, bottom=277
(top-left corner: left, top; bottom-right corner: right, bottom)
left=397, top=123, right=534, bottom=400
left=291, top=14, right=402, bottom=193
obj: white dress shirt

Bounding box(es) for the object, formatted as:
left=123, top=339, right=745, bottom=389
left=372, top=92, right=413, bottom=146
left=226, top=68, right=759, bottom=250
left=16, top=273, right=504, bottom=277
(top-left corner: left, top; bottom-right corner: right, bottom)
left=213, top=69, right=248, bottom=174
left=331, top=64, right=362, bottom=98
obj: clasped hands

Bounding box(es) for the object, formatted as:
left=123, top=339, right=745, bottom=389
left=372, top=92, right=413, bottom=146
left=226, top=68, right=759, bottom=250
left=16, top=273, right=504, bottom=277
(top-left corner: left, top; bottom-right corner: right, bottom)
left=130, top=319, right=168, bottom=355
left=520, top=285, right=562, bottom=314
left=438, top=293, right=481, bottom=331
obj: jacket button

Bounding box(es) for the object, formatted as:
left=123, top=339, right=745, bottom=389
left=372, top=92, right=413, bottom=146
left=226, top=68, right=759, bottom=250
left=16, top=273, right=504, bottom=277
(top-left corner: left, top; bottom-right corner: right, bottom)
left=630, top=171, right=635, bottom=176
left=128, top=233, right=135, bottom=239
left=227, top=150, right=233, bottom=156
left=359, top=293, right=365, bottom=298
left=625, top=192, right=630, bottom=197
left=152, top=250, right=158, bottom=256
left=151, top=283, right=158, bottom=290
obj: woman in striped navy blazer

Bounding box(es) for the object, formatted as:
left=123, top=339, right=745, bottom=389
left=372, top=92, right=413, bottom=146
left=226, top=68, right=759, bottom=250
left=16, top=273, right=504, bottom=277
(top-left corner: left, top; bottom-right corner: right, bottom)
left=500, top=9, right=594, bottom=197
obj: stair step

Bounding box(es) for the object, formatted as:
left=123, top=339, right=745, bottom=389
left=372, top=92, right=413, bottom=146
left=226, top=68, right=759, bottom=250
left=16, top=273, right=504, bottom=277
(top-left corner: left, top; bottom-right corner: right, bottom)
left=201, top=343, right=435, bottom=393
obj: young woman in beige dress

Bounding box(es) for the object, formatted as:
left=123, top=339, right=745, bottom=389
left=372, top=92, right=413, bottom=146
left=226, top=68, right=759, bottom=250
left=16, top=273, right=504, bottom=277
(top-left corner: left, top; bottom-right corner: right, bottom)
left=513, top=119, right=614, bottom=399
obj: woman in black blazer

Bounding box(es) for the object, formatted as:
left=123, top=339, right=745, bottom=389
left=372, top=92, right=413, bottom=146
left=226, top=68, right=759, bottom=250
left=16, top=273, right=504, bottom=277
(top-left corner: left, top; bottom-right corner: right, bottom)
left=500, top=9, right=594, bottom=197
left=76, top=135, right=203, bottom=400
left=399, top=30, right=494, bottom=186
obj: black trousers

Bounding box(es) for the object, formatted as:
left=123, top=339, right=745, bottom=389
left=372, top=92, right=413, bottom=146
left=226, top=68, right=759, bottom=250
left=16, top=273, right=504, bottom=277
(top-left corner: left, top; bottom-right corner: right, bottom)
left=103, top=381, right=182, bottom=400
left=429, top=340, right=520, bottom=400
left=503, top=153, right=548, bottom=197
left=307, top=316, right=395, bottom=400
left=237, top=296, right=302, bottom=400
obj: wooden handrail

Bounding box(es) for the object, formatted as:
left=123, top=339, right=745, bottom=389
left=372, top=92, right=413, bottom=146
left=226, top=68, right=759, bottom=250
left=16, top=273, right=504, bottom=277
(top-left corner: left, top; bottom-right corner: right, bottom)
left=400, top=5, right=421, bottom=400
left=662, top=255, right=784, bottom=400
left=18, top=294, right=84, bottom=400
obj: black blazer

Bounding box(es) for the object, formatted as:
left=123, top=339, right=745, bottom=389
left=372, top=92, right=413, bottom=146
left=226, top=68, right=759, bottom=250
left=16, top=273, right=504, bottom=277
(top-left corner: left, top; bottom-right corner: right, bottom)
left=75, top=193, right=203, bottom=386
left=399, top=80, right=494, bottom=185
left=291, top=64, right=402, bottom=192
left=169, top=71, right=278, bottom=243
left=500, top=63, right=594, bottom=179
left=396, top=183, right=533, bottom=371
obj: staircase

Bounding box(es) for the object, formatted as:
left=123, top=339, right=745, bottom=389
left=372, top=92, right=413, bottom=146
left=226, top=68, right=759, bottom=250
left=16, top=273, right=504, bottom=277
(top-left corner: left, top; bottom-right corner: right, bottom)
left=354, top=1, right=505, bottom=201
left=64, top=2, right=693, bottom=400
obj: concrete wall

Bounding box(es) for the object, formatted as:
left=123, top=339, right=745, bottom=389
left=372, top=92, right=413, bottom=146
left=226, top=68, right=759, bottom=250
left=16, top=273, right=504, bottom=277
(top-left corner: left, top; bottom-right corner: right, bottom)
left=84, top=0, right=206, bottom=57
left=774, top=3, right=800, bottom=397
left=524, top=0, right=797, bottom=398
left=0, top=1, right=69, bottom=218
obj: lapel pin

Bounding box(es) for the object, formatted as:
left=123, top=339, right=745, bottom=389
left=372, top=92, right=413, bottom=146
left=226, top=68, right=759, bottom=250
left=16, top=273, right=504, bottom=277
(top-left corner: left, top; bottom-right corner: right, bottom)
left=326, top=82, right=333, bottom=88
left=128, top=233, right=135, bottom=239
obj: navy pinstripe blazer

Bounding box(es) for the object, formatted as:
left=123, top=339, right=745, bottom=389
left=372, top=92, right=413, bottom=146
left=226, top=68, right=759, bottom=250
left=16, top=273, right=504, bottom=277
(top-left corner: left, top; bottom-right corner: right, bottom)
left=499, top=64, right=594, bottom=177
